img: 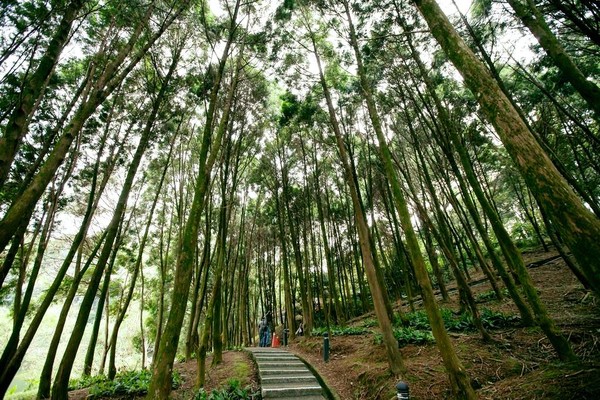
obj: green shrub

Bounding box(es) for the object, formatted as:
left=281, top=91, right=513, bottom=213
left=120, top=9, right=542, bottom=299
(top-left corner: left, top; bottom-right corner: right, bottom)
left=401, top=308, right=518, bottom=332
left=68, top=374, right=108, bottom=390
left=5, top=390, right=37, bottom=400
left=475, top=289, right=509, bottom=303
left=311, top=326, right=369, bottom=336
left=85, top=369, right=181, bottom=399
left=480, top=308, right=520, bottom=329
left=441, top=308, right=473, bottom=332
left=373, top=327, right=434, bottom=347
left=194, top=379, right=258, bottom=400
left=404, top=310, right=431, bottom=330
left=361, top=318, right=378, bottom=328
left=395, top=327, right=435, bottom=346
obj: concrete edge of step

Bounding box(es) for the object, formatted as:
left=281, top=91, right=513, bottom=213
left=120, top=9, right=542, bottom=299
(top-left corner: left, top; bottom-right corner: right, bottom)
left=261, top=385, right=324, bottom=398
left=287, top=350, right=339, bottom=400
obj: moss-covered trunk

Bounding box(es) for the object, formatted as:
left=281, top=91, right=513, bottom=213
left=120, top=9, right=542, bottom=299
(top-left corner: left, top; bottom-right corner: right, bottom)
left=147, top=12, right=242, bottom=393
left=412, top=0, right=600, bottom=300
left=274, top=183, right=296, bottom=339
left=341, top=1, right=474, bottom=393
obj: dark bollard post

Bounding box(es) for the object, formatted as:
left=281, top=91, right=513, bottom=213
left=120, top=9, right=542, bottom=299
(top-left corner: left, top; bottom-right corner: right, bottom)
left=323, top=332, right=330, bottom=362
left=283, top=329, right=289, bottom=346
left=396, top=381, right=409, bottom=399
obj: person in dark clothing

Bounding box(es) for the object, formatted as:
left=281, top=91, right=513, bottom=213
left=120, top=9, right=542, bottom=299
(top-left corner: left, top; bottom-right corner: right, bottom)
left=258, top=317, right=267, bottom=347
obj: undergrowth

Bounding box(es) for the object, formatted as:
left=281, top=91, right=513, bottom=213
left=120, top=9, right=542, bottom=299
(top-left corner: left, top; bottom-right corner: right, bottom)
left=402, top=308, right=519, bottom=332
left=312, top=326, right=369, bottom=336
left=310, top=308, right=517, bottom=348
left=194, top=379, right=258, bottom=400
left=368, top=308, right=519, bottom=347
left=69, top=369, right=181, bottom=399
left=475, top=288, right=510, bottom=303
left=374, top=327, right=435, bottom=346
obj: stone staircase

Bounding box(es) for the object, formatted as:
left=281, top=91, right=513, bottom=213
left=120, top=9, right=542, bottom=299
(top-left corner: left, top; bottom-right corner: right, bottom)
left=248, top=347, right=327, bottom=399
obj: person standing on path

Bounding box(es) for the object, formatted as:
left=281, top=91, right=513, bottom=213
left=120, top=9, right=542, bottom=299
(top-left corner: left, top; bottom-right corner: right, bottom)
left=258, top=317, right=267, bottom=347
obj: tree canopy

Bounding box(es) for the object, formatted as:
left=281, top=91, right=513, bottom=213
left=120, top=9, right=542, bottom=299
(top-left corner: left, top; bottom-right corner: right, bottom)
left=0, top=0, right=598, bottom=398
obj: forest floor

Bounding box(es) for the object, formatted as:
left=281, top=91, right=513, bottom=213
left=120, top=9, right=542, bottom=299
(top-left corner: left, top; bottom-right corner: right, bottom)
left=288, top=248, right=600, bottom=399
left=67, top=248, right=600, bottom=399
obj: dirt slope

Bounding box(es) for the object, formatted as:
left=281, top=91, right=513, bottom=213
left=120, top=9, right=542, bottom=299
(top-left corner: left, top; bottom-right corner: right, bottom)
left=289, top=249, right=600, bottom=399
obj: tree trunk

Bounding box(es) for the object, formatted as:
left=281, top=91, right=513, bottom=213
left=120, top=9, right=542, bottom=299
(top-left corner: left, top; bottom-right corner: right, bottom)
left=50, top=41, right=182, bottom=399
left=341, top=2, right=475, bottom=391
left=83, top=239, right=119, bottom=376
left=0, top=0, right=85, bottom=187
left=36, top=232, right=107, bottom=399
left=147, top=9, right=241, bottom=393
left=308, top=27, right=406, bottom=375
left=0, top=1, right=187, bottom=254
left=412, top=0, right=600, bottom=302
left=107, top=135, right=173, bottom=378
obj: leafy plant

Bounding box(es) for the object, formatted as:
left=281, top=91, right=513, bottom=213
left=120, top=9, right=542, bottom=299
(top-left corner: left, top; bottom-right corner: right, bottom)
left=401, top=308, right=518, bottom=332
left=475, top=289, right=509, bottom=303
left=374, top=327, right=434, bottom=347
left=194, top=379, right=258, bottom=400
left=312, top=326, right=369, bottom=336
left=5, top=389, right=37, bottom=400
left=397, top=327, right=434, bottom=345
left=404, top=310, right=431, bottom=330
left=85, top=369, right=181, bottom=399
left=441, top=308, right=473, bottom=332
left=68, top=374, right=108, bottom=390
left=480, top=308, right=520, bottom=329
left=360, top=318, right=378, bottom=328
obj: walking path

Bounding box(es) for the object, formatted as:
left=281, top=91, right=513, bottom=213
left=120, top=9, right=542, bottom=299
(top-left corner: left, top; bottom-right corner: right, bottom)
left=247, top=347, right=327, bottom=399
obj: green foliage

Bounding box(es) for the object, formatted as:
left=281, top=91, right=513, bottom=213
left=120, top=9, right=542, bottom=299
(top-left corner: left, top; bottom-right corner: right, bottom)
left=395, top=328, right=435, bottom=346
left=73, top=370, right=181, bottom=399
left=439, top=308, right=475, bottom=332
left=475, top=288, right=510, bottom=303
left=68, top=374, right=108, bottom=390
left=400, top=308, right=519, bottom=332
left=131, top=333, right=144, bottom=353
left=373, top=327, right=434, bottom=347
left=312, top=326, right=369, bottom=336
left=360, top=318, right=378, bottom=328
left=403, top=310, right=431, bottom=330
left=4, top=389, right=37, bottom=400
left=194, top=379, right=258, bottom=400
left=479, top=308, right=520, bottom=329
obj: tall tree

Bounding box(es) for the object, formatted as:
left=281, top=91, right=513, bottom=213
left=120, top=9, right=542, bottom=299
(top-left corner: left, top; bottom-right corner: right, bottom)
left=0, top=0, right=86, bottom=187
left=50, top=39, right=184, bottom=400
left=505, top=0, right=600, bottom=117
left=411, top=0, right=600, bottom=301
left=148, top=1, right=243, bottom=394
left=337, top=1, right=476, bottom=395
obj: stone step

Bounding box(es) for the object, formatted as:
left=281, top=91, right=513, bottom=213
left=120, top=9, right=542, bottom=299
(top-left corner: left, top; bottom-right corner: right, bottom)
left=259, top=368, right=309, bottom=376
left=252, top=352, right=292, bottom=357
left=254, top=355, right=299, bottom=360
left=261, top=375, right=319, bottom=385
left=250, top=348, right=289, bottom=352
left=257, top=361, right=305, bottom=369
left=261, top=385, right=323, bottom=398
left=247, top=347, right=328, bottom=399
